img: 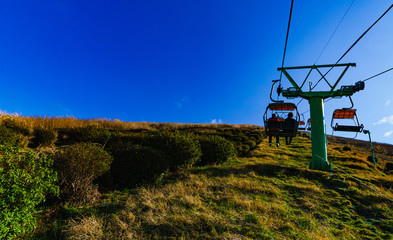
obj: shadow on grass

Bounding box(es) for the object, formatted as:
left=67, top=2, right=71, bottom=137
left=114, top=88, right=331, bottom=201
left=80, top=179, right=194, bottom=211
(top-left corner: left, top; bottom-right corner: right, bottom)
left=192, top=162, right=336, bottom=188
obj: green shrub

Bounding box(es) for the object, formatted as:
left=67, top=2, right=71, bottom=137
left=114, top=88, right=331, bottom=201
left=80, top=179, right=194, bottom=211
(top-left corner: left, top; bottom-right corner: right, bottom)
left=143, top=131, right=201, bottom=170
left=111, top=145, right=169, bottom=187
left=31, top=127, right=58, bottom=147
left=54, top=143, right=113, bottom=203
left=60, top=125, right=111, bottom=146
left=197, top=135, right=235, bottom=165
left=0, top=125, right=28, bottom=147
left=343, top=146, right=352, bottom=151
left=367, top=155, right=377, bottom=164
left=247, top=140, right=257, bottom=149
left=250, top=132, right=263, bottom=143
left=240, top=135, right=248, bottom=143
left=79, top=125, right=111, bottom=144
left=386, top=162, right=393, bottom=171
left=0, top=145, right=58, bottom=239
left=1, top=118, right=30, bottom=135
left=106, top=132, right=146, bottom=153
left=237, top=144, right=250, bottom=156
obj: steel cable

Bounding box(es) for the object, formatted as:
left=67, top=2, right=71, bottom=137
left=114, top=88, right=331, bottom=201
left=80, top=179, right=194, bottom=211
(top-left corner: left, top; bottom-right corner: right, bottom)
left=314, top=0, right=355, bottom=64
left=311, top=4, right=393, bottom=90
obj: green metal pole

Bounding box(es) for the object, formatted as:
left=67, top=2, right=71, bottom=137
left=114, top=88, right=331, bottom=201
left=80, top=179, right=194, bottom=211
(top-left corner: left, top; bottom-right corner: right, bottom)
left=308, top=97, right=332, bottom=171
left=365, top=130, right=376, bottom=166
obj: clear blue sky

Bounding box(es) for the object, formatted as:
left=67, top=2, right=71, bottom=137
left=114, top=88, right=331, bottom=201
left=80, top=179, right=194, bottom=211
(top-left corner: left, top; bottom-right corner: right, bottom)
left=0, top=1, right=392, bottom=144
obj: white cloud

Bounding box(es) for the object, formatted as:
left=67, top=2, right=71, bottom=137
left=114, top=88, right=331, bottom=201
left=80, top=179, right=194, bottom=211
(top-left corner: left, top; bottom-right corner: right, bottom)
left=386, top=100, right=391, bottom=106
left=211, top=119, right=222, bottom=124
left=384, top=131, right=393, bottom=137
left=373, top=115, right=393, bottom=125
left=176, top=97, right=189, bottom=109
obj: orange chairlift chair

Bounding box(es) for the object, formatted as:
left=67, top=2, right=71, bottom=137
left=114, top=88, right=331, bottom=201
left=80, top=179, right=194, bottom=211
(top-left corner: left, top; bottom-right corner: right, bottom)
left=331, top=109, right=364, bottom=133
left=298, top=114, right=306, bottom=130
left=331, top=96, right=364, bottom=135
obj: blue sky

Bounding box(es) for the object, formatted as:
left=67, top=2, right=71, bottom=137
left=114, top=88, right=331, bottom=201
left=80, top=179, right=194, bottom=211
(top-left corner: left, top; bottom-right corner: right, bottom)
left=0, top=1, right=393, bottom=144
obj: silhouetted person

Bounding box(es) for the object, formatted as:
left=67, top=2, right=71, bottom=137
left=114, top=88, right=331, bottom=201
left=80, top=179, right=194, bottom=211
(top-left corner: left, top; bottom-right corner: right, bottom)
left=284, top=112, right=296, bottom=145
left=267, top=113, right=280, bottom=147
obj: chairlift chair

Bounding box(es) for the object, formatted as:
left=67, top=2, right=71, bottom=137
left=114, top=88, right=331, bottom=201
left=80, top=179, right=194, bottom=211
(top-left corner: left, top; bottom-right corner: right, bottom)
left=331, top=96, right=364, bottom=136
left=298, top=114, right=306, bottom=130
left=263, top=102, right=300, bottom=137
left=298, top=121, right=306, bottom=130
left=306, top=118, right=311, bottom=131
left=331, top=109, right=364, bottom=133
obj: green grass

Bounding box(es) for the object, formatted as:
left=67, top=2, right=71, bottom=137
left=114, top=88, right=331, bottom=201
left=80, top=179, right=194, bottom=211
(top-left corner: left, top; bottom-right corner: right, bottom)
left=34, top=131, right=393, bottom=239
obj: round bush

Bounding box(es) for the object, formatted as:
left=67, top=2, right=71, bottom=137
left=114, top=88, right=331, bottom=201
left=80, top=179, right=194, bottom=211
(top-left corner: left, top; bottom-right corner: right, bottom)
left=31, top=127, right=58, bottom=147
left=143, top=131, right=201, bottom=170
left=54, top=143, right=113, bottom=203
left=79, top=125, right=111, bottom=145
left=247, top=140, right=257, bottom=149
left=0, top=125, right=27, bottom=147
left=237, top=144, right=250, bottom=157
left=386, top=162, right=393, bottom=171
left=197, top=135, right=235, bottom=165
left=367, top=155, right=377, bottom=164
left=111, top=145, right=168, bottom=187
left=106, top=132, right=147, bottom=154
left=1, top=118, right=30, bottom=135
left=343, top=146, right=352, bottom=151
left=0, top=145, right=58, bottom=238
left=250, top=132, right=263, bottom=143
left=62, top=125, right=111, bottom=146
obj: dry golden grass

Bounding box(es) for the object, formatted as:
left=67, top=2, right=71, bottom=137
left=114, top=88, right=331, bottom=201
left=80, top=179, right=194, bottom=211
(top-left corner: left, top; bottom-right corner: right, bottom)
left=63, top=216, right=104, bottom=240
left=0, top=114, right=261, bottom=132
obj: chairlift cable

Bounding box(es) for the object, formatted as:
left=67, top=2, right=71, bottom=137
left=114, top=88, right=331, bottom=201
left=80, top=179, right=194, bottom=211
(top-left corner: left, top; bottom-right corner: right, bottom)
left=314, top=0, right=355, bottom=64
left=279, top=0, right=295, bottom=83
left=296, top=4, right=393, bottom=106
left=362, top=67, right=393, bottom=82
left=311, top=4, right=393, bottom=90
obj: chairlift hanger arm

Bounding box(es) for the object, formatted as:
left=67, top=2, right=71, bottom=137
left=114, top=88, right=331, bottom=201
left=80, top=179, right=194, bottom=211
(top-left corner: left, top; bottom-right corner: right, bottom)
left=344, top=96, right=354, bottom=109
left=270, top=80, right=284, bottom=103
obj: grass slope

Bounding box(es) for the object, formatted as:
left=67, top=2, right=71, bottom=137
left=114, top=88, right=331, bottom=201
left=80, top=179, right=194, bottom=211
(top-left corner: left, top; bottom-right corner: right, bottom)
left=39, top=134, right=393, bottom=240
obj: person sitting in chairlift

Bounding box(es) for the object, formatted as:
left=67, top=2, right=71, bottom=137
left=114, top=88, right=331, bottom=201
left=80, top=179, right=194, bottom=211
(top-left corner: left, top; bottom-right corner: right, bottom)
left=267, top=113, right=280, bottom=147
left=284, top=112, right=296, bottom=145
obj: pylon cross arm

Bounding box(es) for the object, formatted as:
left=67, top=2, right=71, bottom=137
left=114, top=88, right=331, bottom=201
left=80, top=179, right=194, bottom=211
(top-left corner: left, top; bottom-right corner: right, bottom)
left=278, top=63, right=356, bottom=96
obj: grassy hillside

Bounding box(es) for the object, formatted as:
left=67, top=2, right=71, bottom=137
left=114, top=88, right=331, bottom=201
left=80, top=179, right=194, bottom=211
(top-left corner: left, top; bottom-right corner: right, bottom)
left=0, top=115, right=391, bottom=239
left=24, top=120, right=392, bottom=239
